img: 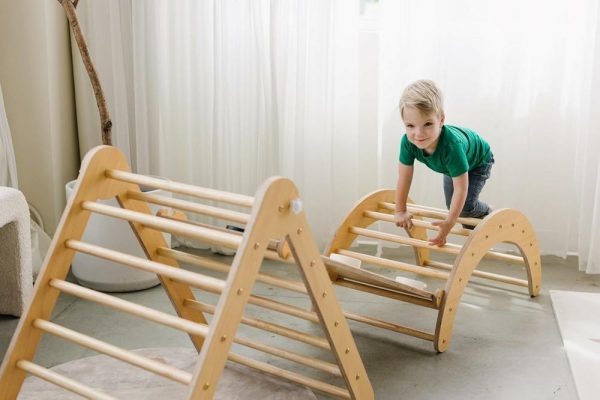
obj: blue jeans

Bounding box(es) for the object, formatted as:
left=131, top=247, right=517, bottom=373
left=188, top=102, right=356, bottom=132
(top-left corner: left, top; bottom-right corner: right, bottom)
left=443, top=155, right=494, bottom=224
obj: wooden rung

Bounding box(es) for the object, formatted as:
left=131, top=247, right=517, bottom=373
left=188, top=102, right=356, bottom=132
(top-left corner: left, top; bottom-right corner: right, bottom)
left=350, top=226, right=461, bottom=256
left=227, top=353, right=351, bottom=400
left=343, top=311, right=435, bottom=341
left=158, top=247, right=307, bottom=294
left=33, top=319, right=192, bottom=384
left=424, top=260, right=529, bottom=287
left=235, top=336, right=342, bottom=377
left=407, top=202, right=451, bottom=214
left=16, top=360, right=116, bottom=400
left=351, top=224, right=525, bottom=264
left=379, top=201, right=483, bottom=227
left=363, top=210, right=471, bottom=236
left=66, top=240, right=226, bottom=292
left=191, top=301, right=338, bottom=372
left=128, top=191, right=250, bottom=224
left=337, top=249, right=449, bottom=280
left=156, top=214, right=289, bottom=259
left=50, top=279, right=209, bottom=337
left=81, top=201, right=242, bottom=250
left=106, top=169, right=254, bottom=207
left=185, top=299, right=329, bottom=349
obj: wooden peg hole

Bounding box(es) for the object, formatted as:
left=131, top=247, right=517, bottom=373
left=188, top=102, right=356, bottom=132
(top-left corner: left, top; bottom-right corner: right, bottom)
left=254, top=242, right=260, bottom=249
left=203, top=383, right=211, bottom=390
left=297, top=228, right=303, bottom=234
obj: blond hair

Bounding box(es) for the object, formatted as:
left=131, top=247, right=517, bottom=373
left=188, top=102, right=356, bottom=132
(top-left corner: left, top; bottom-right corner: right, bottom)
left=399, top=79, right=444, bottom=119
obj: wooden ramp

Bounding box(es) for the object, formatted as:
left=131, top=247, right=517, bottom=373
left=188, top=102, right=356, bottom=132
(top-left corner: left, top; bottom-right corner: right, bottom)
left=0, top=146, right=373, bottom=400
left=323, top=189, right=542, bottom=352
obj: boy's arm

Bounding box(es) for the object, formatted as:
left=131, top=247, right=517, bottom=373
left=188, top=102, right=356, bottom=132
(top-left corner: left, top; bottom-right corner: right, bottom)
left=395, top=163, right=414, bottom=229
left=430, top=173, right=468, bottom=246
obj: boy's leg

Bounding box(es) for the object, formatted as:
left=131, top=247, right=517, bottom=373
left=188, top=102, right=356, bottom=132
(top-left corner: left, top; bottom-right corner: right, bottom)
left=443, top=156, right=494, bottom=228
left=461, top=156, right=494, bottom=219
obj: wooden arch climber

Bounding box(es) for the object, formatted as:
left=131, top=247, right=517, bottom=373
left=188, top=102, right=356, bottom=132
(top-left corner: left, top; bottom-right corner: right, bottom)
left=324, top=189, right=542, bottom=353
left=0, top=146, right=374, bottom=400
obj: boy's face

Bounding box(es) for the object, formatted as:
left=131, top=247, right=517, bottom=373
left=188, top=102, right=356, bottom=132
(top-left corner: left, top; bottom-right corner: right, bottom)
left=402, top=106, right=445, bottom=154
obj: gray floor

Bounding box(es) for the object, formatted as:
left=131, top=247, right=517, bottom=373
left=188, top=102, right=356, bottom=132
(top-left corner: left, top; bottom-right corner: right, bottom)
left=2, top=246, right=599, bottom=399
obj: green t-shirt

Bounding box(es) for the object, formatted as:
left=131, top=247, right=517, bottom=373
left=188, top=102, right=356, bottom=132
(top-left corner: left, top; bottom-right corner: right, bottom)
left=399, top=125, right=491, bottom=177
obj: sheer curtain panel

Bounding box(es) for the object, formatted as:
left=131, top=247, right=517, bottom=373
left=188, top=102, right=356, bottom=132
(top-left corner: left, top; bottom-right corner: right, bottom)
left=71, top=0, right=360, bottom=246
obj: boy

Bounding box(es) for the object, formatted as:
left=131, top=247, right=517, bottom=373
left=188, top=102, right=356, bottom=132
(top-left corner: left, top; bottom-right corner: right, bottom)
left=394, top=79, right=494, bottom=247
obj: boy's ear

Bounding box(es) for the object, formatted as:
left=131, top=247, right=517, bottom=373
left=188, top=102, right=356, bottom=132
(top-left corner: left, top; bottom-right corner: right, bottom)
left=440, top=113, right=445, bottom=125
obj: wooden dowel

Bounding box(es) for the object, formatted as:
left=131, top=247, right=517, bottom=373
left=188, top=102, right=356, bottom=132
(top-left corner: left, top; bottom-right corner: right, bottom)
left=335, top=280, right=438, bottom=309
left=350, top=226, right=461, bottom=257
left=33, top=319, right=192, bottom=384
left=228, top=353, right=351, bottom=400
left=352, top=226, right=523, bottom=264
left=423, top=260, right=529, bottom=287
left=16, top=360, right=116, bottom=400
left=81, top=201, right=242, bottom=250
left=337, top=249, right=449, bottom=280
left=127, top=191, right=250, bottom=224
left=156, top=214, right=289, bottom=258
left=379, top=202, right=483, bottom=227
left=185, top=299, right=329, bottom=350
left=157, top=247, right=307, bottom=294
left=50, top=279, right=209, bottom=337
left=234, top=336, right=341, bottom=377
left=343, top=311, right=435, bottom=341
left=106, top=169, right=254, bottom=207
left=246, top=295, right=320, bottom=323
left=407, top=202, right=451, bottom=214
left=191, top=301, right=338, bottom=370
left=66, top=240, right=226, bottom=292
left=363, top=210, right=471, bottom=236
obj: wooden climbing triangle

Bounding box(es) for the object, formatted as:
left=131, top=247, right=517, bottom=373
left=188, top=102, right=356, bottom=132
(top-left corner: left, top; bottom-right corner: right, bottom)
left=0, top=146, right=374, bottom=399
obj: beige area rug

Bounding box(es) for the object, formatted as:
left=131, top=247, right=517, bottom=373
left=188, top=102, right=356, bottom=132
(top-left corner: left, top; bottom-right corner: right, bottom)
left=19, top=347, right=318, bottom=399
left=550, top=290, right=600, bottom=400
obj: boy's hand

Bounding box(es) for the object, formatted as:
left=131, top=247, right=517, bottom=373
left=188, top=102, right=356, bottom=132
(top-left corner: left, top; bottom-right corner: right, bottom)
left=394, top=211, right=413, bottom=230
left=429, top=219, right=453, bottom=247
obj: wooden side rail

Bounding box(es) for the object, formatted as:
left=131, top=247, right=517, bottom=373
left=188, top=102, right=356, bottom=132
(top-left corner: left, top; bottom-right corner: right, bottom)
left=0, top=146, right=373, bottom=400
left=325, top=188, right=542, bottom=352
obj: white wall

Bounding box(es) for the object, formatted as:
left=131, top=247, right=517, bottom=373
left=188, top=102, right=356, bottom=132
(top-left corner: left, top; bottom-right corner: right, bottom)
left=0, top=0, right=79, bottom=235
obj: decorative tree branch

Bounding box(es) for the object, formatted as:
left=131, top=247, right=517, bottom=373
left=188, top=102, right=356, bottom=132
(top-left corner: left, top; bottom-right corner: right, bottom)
left=58, top=0, right=112, bottom=145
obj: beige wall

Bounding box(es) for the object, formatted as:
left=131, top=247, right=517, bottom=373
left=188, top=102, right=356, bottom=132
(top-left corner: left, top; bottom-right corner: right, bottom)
left=0, top=0, right=79, bottom=235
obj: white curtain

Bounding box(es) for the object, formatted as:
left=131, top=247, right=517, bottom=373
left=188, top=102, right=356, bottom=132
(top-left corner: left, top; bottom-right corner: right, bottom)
left=379, top=0, right=600, bottom=272
left=576, top=4, right=600, bottom=273
left=72, top=0, right=359, bottom=246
